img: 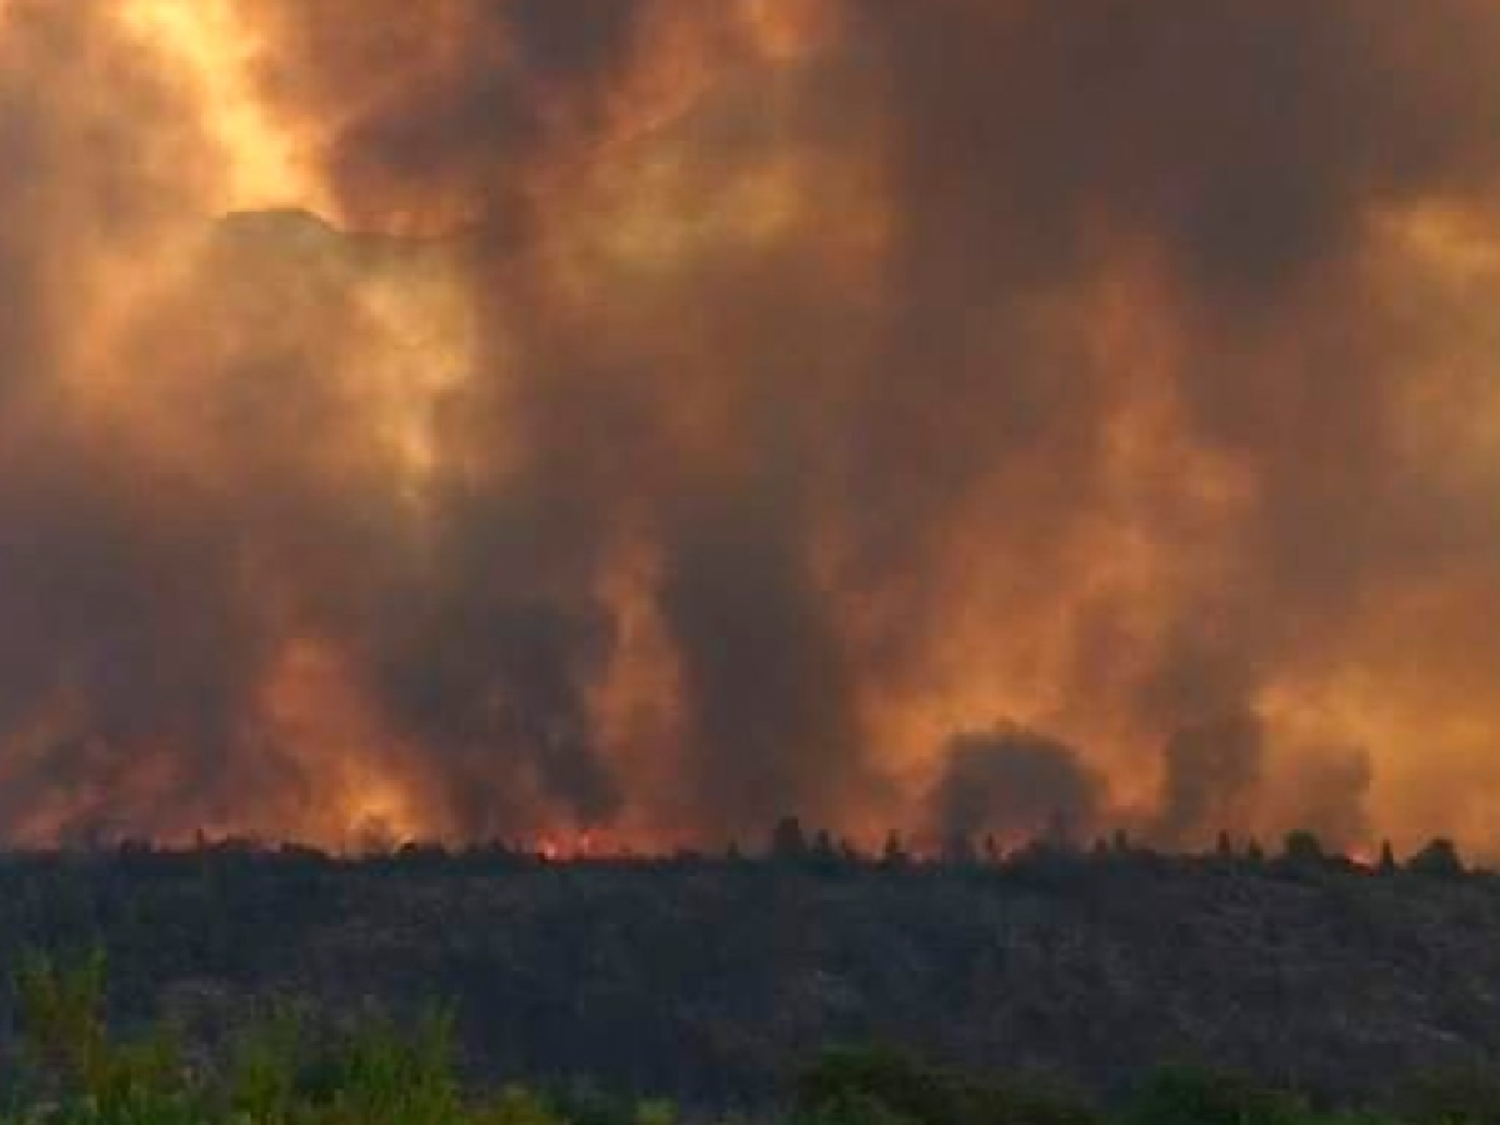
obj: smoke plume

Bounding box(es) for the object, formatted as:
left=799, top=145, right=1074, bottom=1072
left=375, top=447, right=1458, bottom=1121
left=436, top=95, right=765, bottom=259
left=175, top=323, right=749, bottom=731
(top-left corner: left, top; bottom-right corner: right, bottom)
left=928, top=728, right=1104, bottom=845
left=1, top=0, right=1499, bottom=851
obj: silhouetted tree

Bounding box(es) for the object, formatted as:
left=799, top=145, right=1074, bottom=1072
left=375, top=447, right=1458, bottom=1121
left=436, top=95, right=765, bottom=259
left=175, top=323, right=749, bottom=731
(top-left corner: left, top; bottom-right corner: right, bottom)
left=881, top=830, right=910, bottom=871
left=943, top=833, right=978, bottom=868
left=1282, top=830, right=1326, bottom=867
left=983, top=834, right=1002, bottom=865
left=1215, top=831, right=1235, bottom=861
left=1377, top=839, right=1398, bottom=875
left=1408, top=837, right=1464, bottom=879
left=770, top=816, right=809, bottom=864
left=811, top=829, right=841, bottom=873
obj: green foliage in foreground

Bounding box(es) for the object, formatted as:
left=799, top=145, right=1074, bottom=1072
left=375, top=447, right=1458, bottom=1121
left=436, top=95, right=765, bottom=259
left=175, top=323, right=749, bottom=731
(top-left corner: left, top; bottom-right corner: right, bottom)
left=5, top=953, right=660, bottom=1125
left=6, top=954, right=1500, bottom=1124
left=795, top=1050, right=1418, bottom=1125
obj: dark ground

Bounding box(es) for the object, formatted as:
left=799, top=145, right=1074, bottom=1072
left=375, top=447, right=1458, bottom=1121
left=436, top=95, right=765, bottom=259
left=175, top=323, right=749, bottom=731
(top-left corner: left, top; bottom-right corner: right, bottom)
left=0, top=846, right=1496, bottom=1109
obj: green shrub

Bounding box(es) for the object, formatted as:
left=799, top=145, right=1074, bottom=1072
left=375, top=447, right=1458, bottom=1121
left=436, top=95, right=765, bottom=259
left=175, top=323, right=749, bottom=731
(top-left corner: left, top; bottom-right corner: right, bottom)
left=8, top=953, right=588, bottom=1124
left=225, top=1003, right=305, bottom=1122
left=16, top=948, right=1500, bottom=1125
left=1121, top=1065, right=1309, bottom=1125
left=16, top=949, right=197, bottom=1123
left=1396, top=1065, right=1500, bottom=1125
left=477, top=1085, right=567, bottom=1125
left=315, top=1010, right=465, bottom=1124
left=794, top=1087, right=922, bottom=1125
left=796, top=1047, right=1097, bottom=1125
left=796, top=1047, right=957, bottom=1125
left=953, top=1071, right=1098, bottom=1125
left=16, top=949, right=112, bottom=1091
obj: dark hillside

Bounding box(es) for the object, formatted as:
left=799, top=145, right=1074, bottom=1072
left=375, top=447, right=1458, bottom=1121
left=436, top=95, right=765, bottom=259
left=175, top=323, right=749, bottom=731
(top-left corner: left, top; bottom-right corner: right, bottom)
left=1, top=848, right=1497, bottom=1107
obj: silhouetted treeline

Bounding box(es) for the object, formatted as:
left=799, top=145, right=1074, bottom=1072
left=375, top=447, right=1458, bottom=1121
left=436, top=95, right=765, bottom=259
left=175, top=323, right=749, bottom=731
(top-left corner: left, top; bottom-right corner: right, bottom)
left=6, top=819, right=1473, bottom=882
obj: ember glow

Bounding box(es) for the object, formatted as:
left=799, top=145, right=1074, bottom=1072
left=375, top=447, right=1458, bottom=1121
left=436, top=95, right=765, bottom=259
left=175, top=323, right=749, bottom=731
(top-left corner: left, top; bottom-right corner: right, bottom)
left=2, top=0, right=1500, bottom=853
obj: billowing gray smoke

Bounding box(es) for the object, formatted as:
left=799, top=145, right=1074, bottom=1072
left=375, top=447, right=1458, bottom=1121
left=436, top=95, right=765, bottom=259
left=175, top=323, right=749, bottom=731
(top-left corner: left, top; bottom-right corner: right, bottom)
left=928, top=728, right=1104, bottom=844
left=0, top=0, right=1498, bottom=849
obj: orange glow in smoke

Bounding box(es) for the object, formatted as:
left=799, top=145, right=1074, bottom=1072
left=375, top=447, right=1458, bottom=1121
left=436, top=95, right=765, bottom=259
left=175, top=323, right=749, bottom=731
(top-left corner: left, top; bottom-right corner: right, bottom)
left=2, top=0, right=1500, bottom=857
left=120, top=0, right=330, bottom=215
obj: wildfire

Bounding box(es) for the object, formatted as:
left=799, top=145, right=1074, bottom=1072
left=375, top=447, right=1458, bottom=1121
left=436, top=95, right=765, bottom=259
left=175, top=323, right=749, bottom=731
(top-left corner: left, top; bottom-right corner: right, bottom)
left=1, top=0, right=1500, bottom=855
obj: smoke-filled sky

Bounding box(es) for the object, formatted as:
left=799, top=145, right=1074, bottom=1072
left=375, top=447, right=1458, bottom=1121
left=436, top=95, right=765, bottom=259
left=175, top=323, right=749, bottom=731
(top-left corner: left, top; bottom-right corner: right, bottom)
left=2, top=0, right=1500, bottom=853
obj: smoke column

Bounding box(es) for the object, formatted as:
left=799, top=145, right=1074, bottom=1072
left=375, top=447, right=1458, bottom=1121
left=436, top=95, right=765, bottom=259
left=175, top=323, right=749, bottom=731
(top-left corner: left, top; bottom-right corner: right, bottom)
left=1, top=0, right=1499, bottom=852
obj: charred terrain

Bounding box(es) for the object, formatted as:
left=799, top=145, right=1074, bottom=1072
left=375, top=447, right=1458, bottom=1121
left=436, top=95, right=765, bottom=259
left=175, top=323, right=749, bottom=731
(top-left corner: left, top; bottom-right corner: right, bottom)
left=1, top=837, right=1497, bottom=1112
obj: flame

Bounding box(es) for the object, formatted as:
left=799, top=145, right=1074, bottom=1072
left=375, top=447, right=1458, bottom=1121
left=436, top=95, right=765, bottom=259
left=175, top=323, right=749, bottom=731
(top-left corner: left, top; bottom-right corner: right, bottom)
left=260, top=639, right=436, bottom=848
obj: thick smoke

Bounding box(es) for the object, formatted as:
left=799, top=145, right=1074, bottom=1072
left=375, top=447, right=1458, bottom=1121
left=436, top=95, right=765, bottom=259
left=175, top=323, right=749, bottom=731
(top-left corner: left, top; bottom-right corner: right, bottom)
left=1, top=0, right=1499, bottom=849
left=1274, top=744, right=1375, bottom=853
left=1154, top=713, right=1266, bottom=848
left=928, top=729, right=1104, bottom=845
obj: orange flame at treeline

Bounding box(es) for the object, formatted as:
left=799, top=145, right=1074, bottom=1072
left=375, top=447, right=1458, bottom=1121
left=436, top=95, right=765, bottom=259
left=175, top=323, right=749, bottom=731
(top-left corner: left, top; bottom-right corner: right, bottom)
left=1, top=0, right=1500, bottom=856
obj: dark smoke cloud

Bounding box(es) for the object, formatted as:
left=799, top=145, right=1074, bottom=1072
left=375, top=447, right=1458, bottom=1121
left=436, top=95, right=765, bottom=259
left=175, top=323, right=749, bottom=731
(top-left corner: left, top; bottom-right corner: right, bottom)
left=0, top=1, right=267, bottom=840
left=660, top=489, right=875, bottom=837
left=928, top=728, right=1105, bottom=843
left=1155, top=712, right=1266, bottom=847
left=1, top=0, right=1499, bottom=847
